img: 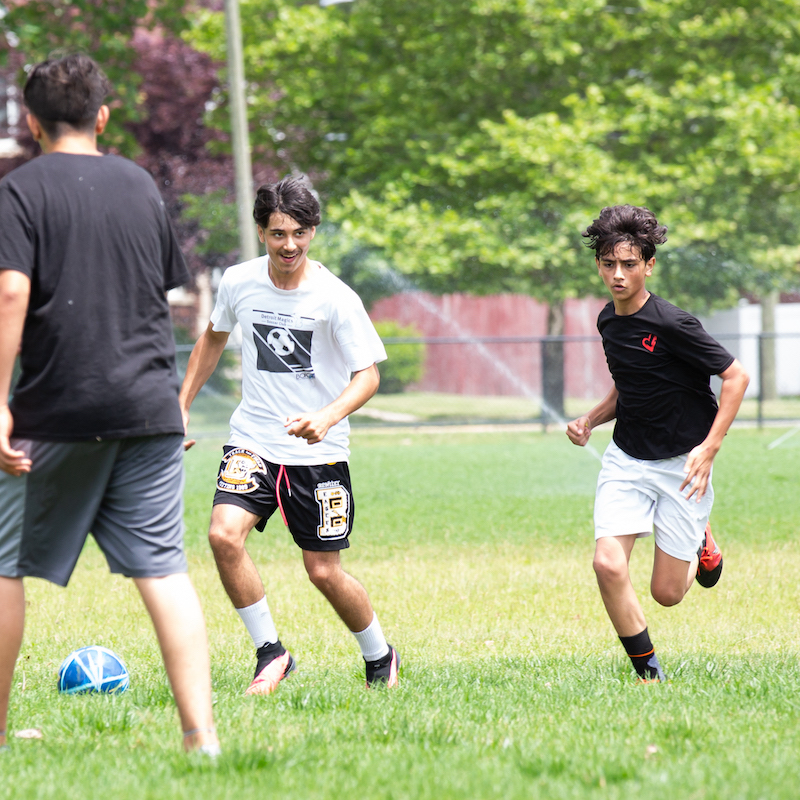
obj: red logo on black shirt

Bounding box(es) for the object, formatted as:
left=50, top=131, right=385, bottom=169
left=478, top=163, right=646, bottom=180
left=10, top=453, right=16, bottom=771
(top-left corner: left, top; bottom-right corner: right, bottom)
left=642, top=334, right=657, bottom=352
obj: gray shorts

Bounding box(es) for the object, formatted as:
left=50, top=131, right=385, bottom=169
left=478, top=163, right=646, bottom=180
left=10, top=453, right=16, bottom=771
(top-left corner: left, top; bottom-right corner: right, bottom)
left=0, top=434, right=187, bottom=586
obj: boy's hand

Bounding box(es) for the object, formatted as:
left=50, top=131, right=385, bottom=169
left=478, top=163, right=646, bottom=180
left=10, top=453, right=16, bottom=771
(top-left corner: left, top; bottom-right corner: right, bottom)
left=181, top=407, right=196, bottom=451
left=566, top=416, right=592, bottom=447
left=285, top=409, right=335, bottom=444
left=680, top=442, right=717, bottom=502
left=0, top=406, right=32, bottom=476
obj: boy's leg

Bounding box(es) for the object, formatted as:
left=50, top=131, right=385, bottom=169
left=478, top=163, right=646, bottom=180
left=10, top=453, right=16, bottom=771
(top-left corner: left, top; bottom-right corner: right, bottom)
left=134, top=574, right=218, bottom=753
left=302, top=549, right=373, bottom=632
left=594, top=535, right=665, bottom=681
left=208, top=502, right=294, bottom=695
left=208, top=503, right=265, bottom=608
left=651, top=544, right=699, bottom=607
left=0, top=577, right=24, bottom=749
left=650, top=453, right=717, bottom=593
left=302, top=550, right=398, bottom=686
left=593, top=534, right=645, bottom=636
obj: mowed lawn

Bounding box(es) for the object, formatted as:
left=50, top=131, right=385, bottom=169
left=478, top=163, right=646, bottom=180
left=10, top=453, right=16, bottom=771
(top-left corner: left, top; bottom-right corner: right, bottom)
left=5, top=426, right=800, bottom=799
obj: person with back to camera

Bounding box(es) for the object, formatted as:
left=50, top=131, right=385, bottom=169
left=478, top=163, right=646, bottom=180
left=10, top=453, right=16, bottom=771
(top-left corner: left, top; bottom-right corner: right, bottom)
left=180, top=176, right=400, bottom=695
left=566, top=205, right=749, bottom=682
left=0, top=54, right=219, bottom=755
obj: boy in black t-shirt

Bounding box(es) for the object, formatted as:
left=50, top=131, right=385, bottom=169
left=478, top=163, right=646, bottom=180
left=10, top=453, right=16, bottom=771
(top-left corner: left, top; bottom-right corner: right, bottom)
left=566, top=205, right=749, bottom=682
left=0, top=55, right=218, bottom=754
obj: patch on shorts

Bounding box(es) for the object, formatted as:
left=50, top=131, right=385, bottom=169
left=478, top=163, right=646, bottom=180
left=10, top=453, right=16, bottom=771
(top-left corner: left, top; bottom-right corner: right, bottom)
left=314, top=480, right=351, bottom=540
left=217, top=448, right=267, bottom=494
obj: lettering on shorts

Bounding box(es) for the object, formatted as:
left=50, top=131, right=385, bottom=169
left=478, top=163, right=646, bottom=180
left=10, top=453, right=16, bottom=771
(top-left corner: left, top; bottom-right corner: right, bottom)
left=217, top=448, right=267, bottom=494
left=314, top=480, right=350, bottom=540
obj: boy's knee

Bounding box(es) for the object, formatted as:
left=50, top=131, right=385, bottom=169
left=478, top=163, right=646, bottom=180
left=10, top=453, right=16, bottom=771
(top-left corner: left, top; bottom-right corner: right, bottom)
left=305, top=559, right=342, bottom=592
left=208, top=523, right=241, bottom=558
left=650, top=583, right=684, bottom=607
left=593, top=550, right=627, bottom=586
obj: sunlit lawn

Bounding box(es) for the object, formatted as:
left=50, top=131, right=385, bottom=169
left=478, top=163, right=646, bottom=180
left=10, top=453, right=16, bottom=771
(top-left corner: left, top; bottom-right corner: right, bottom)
left=4, top=427, right=800, bottom=799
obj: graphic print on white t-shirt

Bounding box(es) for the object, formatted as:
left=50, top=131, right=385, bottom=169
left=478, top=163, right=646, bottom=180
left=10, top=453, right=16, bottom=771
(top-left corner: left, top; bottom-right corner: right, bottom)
left=252, top=309, right=316, bottom=377
left=210, top=259, right=388, bottom=464
left=253, top=324, right=313, bottom=375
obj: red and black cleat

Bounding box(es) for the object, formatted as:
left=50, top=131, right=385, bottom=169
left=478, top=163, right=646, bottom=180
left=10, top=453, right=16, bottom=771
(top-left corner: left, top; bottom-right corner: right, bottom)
left=696, top=523, right=723, bottom=588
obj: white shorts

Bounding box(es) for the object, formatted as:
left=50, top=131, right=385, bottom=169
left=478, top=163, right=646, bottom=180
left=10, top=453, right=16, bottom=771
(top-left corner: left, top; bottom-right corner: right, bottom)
left=594, top=440, right=713, bottom=562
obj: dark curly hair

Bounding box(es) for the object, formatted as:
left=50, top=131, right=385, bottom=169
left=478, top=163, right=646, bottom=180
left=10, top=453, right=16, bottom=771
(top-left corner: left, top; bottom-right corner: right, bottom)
left=253, top=176, right=321, bottom=229
left=582, top=205, right=668, bottom=262
left=24, top=53, right=111, bottom=138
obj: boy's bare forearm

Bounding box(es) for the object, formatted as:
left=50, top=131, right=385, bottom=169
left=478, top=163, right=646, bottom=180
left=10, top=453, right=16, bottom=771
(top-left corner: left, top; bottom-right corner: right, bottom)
left=585, top=386, right=619, bottom=429
left=703, top=359, right=749, bottom=453
left=0, top=271, right=30, bottom=404
left=179, top=325, right=230, bottom=411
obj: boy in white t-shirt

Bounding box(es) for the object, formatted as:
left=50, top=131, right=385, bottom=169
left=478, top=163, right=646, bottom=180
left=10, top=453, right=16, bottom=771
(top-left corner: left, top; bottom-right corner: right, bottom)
left=180, top=177, right=399, bottom=693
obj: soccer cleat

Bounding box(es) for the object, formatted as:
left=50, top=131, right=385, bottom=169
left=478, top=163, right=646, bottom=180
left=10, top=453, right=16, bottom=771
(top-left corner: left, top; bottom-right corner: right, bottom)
left=245, top=646, right=296, bottom=696
left=633, top=653, right=667, bottom=683
left=696, top=523, right=723, bottom=588
left=365, top=645, right=400, bottom=688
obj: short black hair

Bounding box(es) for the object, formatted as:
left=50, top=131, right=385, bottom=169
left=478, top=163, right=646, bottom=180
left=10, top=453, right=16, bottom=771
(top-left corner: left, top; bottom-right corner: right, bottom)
left=582, top=205, right=668, bottom=262
left=253, top=176, right=321, bottom=229
left=24, top=53, right=111, bottom=139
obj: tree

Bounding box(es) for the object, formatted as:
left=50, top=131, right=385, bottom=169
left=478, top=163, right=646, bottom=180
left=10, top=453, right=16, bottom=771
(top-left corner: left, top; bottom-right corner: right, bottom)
left=186, top=0, right=800, bottom=297
left=0, top=0, right=188, bottom=154
left=186, top=0, right=800, bottom=409
left=185, top=0, right=630, bottom=412
left=0, top=0, right=280, bottom=283
left=186, top=1, right=623, bottom=283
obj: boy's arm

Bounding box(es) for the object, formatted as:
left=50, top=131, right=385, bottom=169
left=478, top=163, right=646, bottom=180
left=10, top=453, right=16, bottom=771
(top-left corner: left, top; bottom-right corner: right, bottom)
left=0, top=270, right=32, bottom=476
left=178, top=322, right=231, bottom=449
left=565, top=385, right=618, bottom=447
left=285, top=363, right=380, bottom=445
left=680, top=358, right=749, bottom=502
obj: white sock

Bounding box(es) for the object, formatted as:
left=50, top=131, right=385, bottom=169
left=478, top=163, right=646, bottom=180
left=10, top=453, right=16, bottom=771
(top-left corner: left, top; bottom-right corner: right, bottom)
left=236, top=597, right=279, bottom=649
left=351, top=613, right=390, bottom=661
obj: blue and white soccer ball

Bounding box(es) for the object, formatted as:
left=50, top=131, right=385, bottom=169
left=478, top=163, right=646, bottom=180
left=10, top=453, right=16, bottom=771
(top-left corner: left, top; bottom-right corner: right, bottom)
left=58, top=646, right=130, bottom=694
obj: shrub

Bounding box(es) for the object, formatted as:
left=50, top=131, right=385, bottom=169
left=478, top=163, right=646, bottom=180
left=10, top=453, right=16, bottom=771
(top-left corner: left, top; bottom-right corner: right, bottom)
left=373, top=320, right=426, bottom=394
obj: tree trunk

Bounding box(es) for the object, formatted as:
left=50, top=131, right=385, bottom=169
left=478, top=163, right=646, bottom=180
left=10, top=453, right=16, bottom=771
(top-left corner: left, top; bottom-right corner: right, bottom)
left=541, top=300, right=565, bottom=423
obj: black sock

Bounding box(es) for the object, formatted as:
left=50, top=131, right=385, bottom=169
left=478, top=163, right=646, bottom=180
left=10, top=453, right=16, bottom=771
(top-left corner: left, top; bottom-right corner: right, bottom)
left=619, top=628, right=665, bottom=681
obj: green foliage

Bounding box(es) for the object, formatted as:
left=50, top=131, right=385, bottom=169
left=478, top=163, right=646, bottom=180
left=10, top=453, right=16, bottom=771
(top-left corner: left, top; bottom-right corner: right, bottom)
left=312, top=223, right=403, bottom=311
left=0, top=0, right=187, bottom=156
left=185, top=0, right=800, bottom=311
left=180, top=191, right=240, bottom=259
left=373, top=320, right=426, bottom=394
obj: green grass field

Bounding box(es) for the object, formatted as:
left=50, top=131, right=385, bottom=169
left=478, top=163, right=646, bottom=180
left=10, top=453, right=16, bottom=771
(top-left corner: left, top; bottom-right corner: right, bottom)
left=4, top=426, right=800, bottom=799
left=184, top=388, right=800, bottom=430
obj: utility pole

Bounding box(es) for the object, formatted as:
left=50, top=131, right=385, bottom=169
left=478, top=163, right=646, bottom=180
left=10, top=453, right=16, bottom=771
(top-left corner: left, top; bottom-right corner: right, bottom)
left=223, top=0, right=354, bottom=263
left=224, top=0, right=259, bottom=262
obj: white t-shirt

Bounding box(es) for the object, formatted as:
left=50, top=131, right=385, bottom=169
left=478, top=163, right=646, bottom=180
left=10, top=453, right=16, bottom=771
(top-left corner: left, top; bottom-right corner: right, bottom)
left=210, top=257, right=387, bottom=465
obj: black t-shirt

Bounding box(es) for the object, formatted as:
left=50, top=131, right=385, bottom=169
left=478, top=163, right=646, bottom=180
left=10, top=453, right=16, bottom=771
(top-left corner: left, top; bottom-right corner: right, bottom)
left=598, top=294, right=735, bottom=460
left=0, top=153, right=189, bottom=440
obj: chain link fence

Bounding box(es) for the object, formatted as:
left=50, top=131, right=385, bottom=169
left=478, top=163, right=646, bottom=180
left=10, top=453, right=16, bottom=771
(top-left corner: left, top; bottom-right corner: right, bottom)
left=174, top=329, right=800, bottom=436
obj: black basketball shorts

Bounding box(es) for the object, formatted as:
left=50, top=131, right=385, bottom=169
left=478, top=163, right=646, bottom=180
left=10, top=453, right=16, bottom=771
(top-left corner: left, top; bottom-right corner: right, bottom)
left=212, top=446, right=354, bottom=552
